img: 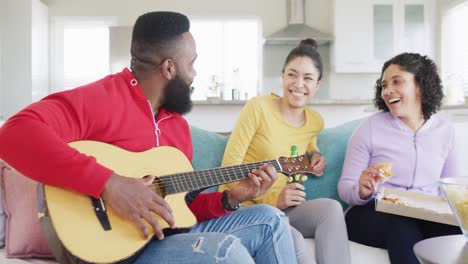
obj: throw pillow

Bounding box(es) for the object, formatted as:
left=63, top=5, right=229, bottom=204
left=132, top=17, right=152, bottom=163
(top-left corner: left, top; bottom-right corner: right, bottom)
left=304, top=119, right=363, bottom=209
left=2, top=166, right=53, bottom=258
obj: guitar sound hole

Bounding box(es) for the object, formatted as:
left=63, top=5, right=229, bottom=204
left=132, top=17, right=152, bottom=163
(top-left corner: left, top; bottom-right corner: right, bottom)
left=152, top=176, right=167, bottom=198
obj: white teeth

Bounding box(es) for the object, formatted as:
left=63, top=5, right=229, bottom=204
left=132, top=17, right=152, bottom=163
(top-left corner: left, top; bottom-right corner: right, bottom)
left=389, top=98, right=400, bottom=103
left=291, top=91, right=306, bottom=96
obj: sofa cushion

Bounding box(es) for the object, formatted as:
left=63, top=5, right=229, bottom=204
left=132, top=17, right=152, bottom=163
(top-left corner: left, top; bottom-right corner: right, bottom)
left=189, top=119, right=363, bottom=202
left=190, top=126, right=229, bottom=171
left=190, top=126, right=229, bottom=193
left=303, top=119, right=363, bottom=208
left=305, top=238, right=390, bottom=264
left=1, top=166, right=53, bottom=258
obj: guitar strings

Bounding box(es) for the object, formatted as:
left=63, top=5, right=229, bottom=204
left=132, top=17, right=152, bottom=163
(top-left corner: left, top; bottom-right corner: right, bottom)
left=163, top=161, right=279, bottom=194
left=154, top=160, right=282, bottom=194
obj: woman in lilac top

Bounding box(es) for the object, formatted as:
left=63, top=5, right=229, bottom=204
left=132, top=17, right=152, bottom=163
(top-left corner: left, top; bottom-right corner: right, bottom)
left=338, top=53, right=462, bottom=264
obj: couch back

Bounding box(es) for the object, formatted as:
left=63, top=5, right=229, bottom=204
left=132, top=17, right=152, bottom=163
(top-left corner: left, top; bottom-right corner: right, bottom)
left=190, top=119, right=362, bottom=208
left=306, top=119, right=362, bottom=208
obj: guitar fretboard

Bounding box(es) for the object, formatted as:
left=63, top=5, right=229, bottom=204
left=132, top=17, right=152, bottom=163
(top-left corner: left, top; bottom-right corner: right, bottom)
left=158, top=160, right=280, bottom=194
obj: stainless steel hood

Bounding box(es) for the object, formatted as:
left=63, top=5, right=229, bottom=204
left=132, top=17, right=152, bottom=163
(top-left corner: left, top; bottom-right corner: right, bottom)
left=265, top=0, right=333, bottom=45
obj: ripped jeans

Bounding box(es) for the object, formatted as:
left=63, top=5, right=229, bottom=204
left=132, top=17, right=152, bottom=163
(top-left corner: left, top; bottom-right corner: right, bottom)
left=134, top=204, right=297, bottom=264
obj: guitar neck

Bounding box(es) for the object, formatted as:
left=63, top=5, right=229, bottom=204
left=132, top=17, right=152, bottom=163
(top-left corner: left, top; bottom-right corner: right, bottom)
left=159, top=160, right=280, bottom=194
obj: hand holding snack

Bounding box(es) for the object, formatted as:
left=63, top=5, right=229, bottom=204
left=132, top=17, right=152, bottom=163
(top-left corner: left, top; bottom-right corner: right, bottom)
left=358, top=163, right=394, bottom=200
left=376, top=162, right=394, bottom=183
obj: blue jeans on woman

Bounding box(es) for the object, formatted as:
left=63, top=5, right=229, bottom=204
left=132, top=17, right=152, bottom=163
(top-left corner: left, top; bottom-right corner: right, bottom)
left=135, top=204, right=297, bottom=264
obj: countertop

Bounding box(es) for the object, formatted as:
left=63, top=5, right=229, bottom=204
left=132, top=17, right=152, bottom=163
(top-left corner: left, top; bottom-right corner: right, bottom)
left=441, top=102, right=468, bottom=109
left=194, top=99, right=468, bottom=109
left=194, top=99, right=373, bottom=106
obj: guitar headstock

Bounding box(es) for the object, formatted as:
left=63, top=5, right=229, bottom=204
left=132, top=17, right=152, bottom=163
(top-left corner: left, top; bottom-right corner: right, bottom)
left=278, top=154, right=313, bottom=175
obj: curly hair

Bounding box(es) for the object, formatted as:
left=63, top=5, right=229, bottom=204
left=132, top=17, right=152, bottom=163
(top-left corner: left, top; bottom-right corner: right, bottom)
left=373, top=53, right=444, bottom=120
left=282, top=38, right=323, bottom=81
left=130, top=11, right=190, bottom=72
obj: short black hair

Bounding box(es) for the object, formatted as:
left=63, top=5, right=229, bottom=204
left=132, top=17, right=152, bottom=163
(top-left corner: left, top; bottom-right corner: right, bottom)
left=130, top=11, right=190, bottom=72
left=282, top=38, right=323, bottom=80
left=374, top=52, right=444, bottom=120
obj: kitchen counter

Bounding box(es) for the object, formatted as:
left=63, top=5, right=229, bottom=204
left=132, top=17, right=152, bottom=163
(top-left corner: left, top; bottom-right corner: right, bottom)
left=194, top=99, right=468, bottom=109
left=188, top=99, right=468, bottom=132
left=187, top=99, right=375, bottom=132
left=193, top=98, right=373, bottom=106
left=442, top=102, right=468, bottom=109
left=363, top=102, right=468, bottom=112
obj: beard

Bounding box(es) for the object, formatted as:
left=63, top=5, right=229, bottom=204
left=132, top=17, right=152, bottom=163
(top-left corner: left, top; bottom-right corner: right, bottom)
left=163, top=75, right=193, bottom=115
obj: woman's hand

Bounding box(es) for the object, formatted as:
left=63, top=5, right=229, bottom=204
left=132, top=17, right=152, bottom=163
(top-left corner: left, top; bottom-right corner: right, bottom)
left=277, top=183, right=306, bottom=210
left=358, top=165, right=382, bottom=200
left=310, top=152, right=327, bottom=176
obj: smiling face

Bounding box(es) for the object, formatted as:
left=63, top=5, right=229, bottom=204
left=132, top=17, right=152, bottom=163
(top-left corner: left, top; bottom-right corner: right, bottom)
left=381, top=64, right=422, bottom=119
left=281, top=56, right=321, bottom=109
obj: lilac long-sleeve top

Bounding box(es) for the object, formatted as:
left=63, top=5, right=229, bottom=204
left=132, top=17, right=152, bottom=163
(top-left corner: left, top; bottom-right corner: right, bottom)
left=338, top=111, right=461, bottom=206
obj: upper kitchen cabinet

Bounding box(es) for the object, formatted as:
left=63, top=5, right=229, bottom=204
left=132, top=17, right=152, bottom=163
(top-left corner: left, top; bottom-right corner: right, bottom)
left=333, top=0, right=435, bottom=73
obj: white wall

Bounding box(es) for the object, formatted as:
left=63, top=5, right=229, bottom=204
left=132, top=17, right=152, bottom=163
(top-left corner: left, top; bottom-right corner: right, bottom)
left=42, top=0, right=335, bottom=36
left=32, top=0, right=49, bottom=102
left=109, top=26, right=131, bottom=73
left=44, top=0, right=288, bottom=35
left=3, top=0, right=33, bottom=119
left=0, top=0, right=48, bottom=120
left=0, top=0, right=5, bottom=120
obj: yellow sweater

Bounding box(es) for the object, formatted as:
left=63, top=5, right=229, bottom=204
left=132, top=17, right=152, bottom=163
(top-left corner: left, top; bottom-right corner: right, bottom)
left=219, top=94, right=324, bottom=207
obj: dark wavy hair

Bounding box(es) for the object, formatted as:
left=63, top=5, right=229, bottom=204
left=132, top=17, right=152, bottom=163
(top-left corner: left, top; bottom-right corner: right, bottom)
left=130, top=11, right=190, bottom=72
left=282, top=38, right=323, bottom=81
left=374, top=53, right=444, bottom=120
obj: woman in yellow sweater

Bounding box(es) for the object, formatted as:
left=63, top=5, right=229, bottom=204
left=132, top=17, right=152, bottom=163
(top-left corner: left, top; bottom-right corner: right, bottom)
left=220, top=39, right=350, bottom=264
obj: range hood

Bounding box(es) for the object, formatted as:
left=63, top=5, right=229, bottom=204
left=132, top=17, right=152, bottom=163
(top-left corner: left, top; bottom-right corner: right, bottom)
left=265, top=0, right=333, bottom=45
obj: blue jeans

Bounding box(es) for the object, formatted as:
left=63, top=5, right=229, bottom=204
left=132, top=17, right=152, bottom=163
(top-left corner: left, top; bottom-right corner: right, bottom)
left=135, top=204, right=297, bottom=264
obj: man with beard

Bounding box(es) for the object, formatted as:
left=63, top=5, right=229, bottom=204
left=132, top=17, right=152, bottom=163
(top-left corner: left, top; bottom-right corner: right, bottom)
left=0, top=11, right=297, bottom=264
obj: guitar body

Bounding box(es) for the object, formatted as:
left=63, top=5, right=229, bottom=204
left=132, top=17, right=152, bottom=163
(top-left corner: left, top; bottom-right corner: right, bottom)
left=40, top=141, right=197, bottom=264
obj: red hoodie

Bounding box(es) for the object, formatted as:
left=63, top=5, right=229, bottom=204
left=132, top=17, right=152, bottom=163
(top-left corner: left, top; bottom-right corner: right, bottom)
left=0, top=68, right=228, bottom=222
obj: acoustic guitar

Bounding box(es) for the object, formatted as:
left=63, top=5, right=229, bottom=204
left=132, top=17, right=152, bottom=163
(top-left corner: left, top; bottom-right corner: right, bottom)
left=38, top=141, right=313, bottom=263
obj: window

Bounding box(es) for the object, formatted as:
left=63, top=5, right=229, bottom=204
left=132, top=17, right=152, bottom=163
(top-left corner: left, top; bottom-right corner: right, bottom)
left=50, top=18, right=114, bottom=92
left=442, top=2, right=468, bottom=99
left=190, top=18, right=261, bottom=100
left=50, top=17, right=261, bottom=100
left=63, top=27, right=109, bottom=89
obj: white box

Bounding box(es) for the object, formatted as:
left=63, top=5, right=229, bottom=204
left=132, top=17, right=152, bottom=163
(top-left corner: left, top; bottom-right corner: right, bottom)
left=375, top=188, right=458, bottom=226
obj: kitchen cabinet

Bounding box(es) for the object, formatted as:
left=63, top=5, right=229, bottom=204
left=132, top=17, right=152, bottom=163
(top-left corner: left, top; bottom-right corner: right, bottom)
left=333, top=0, right=435, bottom=73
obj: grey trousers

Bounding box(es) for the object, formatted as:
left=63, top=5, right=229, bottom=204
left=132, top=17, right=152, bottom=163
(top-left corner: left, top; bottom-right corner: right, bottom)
left=284, top=198, right=351, bottom=264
